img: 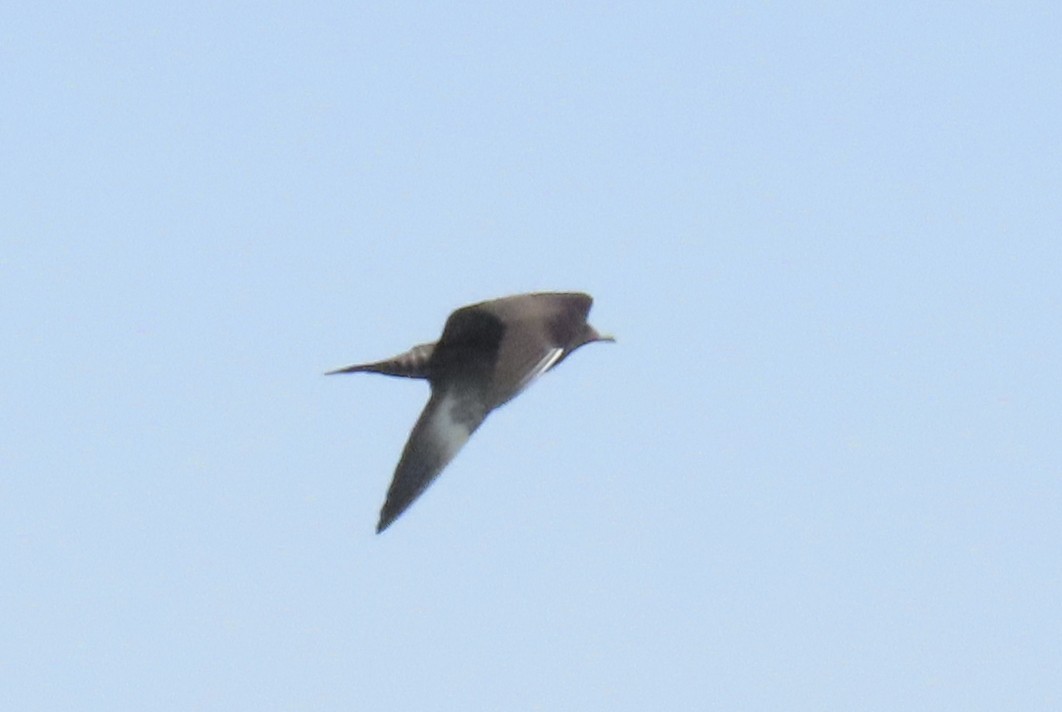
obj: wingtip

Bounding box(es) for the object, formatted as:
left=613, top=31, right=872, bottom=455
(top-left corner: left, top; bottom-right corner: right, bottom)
left=376, top=509, right=396, bottom=534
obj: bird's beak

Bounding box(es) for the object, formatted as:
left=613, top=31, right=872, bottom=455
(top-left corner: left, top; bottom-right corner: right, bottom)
left=591, top=328, right=616, bottom=344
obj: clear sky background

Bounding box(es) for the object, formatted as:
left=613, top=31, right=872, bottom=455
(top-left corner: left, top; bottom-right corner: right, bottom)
left=3, top=3, right=1061, bottom=710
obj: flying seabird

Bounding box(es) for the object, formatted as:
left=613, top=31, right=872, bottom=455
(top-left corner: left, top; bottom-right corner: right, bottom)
left=328, top=292, right=613, bottom=533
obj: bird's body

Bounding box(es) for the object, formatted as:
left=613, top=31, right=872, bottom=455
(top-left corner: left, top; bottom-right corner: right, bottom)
left=328, top=292, right=612, bottom=532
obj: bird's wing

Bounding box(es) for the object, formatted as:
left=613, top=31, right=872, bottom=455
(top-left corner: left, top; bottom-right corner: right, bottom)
left=508, top=346, right=565, bottom=398
left=486, top=293, right=592, bottom=405
left=376, top=388, right=488, bottom=533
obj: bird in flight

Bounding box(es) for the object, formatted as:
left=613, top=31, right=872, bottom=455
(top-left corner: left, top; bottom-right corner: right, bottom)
left=328, top=292, right=613, bottom=533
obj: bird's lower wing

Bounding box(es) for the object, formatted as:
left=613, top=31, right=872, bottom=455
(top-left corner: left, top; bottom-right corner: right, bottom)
left=376, top=389, right=487, bottom=533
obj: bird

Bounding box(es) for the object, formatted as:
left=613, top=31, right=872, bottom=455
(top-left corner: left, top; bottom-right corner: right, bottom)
left=327, top=292, right=613, bottom=533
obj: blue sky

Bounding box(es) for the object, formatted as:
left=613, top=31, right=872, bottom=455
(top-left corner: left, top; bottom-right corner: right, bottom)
left=3, top=2, right=1061, bottom=710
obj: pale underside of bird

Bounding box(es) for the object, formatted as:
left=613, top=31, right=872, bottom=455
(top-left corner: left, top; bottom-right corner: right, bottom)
left=327, top=292, right=613, bottom=533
